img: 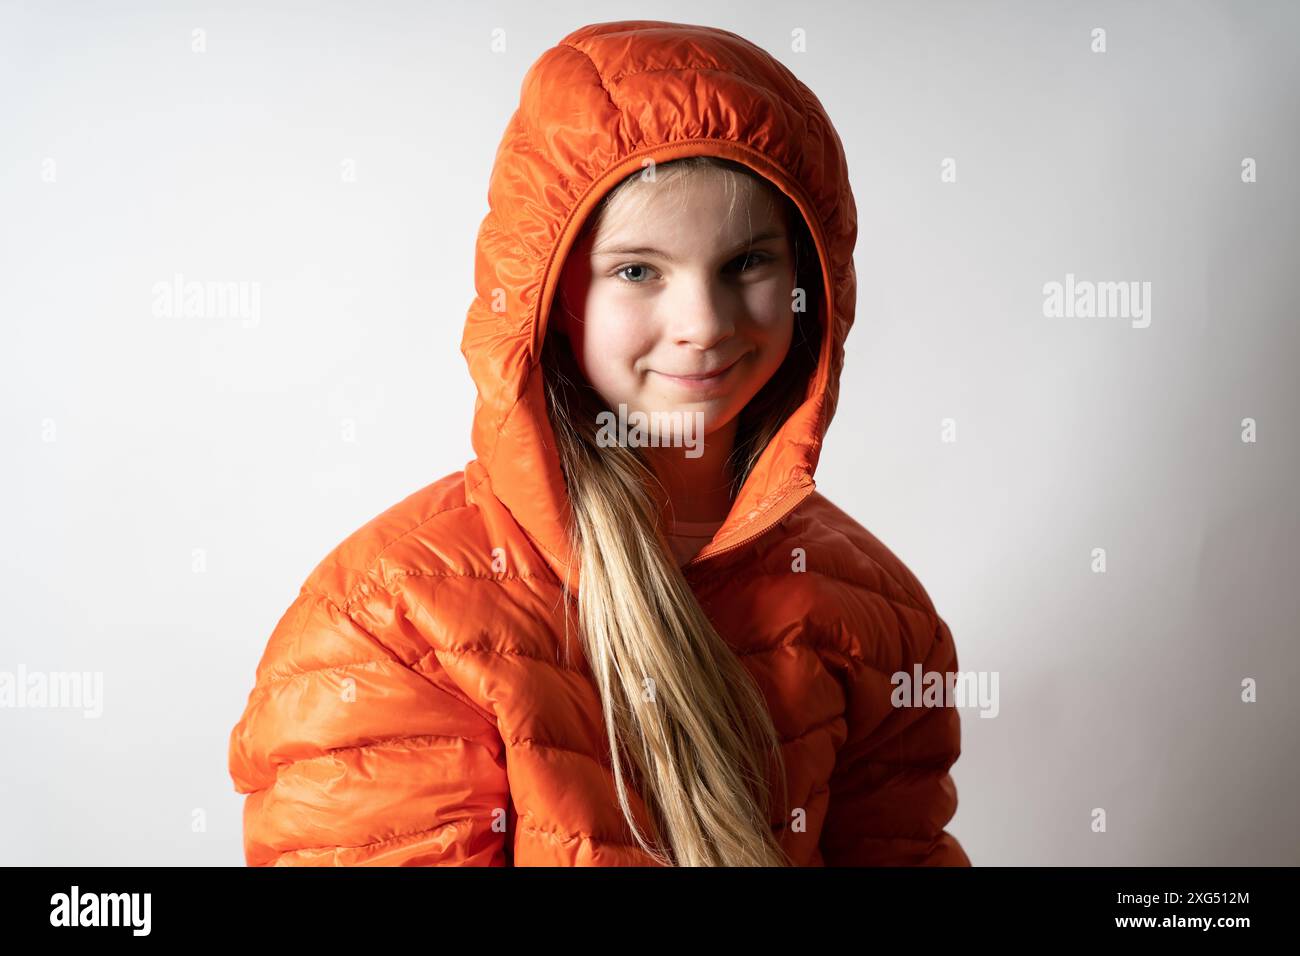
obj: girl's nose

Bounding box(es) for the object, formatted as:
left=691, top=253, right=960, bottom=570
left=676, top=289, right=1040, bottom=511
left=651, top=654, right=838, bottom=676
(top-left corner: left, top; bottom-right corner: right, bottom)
left=664, top=278, right=737, bottom=349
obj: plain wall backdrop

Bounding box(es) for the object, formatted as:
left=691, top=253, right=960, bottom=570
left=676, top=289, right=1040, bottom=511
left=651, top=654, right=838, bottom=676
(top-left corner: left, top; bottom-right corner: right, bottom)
left=2, top=0, right=1297, bottom=866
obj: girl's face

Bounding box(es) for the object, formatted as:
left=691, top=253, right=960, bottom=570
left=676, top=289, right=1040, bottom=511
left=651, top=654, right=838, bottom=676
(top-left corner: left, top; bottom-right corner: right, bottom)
left=555, top=167, right=796, bottom=440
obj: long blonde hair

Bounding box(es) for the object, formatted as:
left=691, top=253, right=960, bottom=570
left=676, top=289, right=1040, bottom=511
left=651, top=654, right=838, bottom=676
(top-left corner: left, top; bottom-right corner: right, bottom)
left=541, top=156, right=824, bottom=866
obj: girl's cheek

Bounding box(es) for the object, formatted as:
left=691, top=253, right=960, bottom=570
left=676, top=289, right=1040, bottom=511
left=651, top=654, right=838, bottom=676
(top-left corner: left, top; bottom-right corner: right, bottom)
left=584, top=297, right=659, bottom=360
left=743, top=281, right=797, bottom=331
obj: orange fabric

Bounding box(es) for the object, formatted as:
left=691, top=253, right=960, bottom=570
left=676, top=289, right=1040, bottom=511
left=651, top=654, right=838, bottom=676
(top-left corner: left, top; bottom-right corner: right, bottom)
left=227, top=19, right=970, bottom=867
left=665, top=517, right=728, bottom=566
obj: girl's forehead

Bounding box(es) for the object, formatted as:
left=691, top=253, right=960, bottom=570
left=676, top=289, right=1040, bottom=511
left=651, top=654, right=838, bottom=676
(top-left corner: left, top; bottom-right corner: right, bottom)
left=594, top=173, right=787, bottom=241
left=614, top=167, right=776, bottom=210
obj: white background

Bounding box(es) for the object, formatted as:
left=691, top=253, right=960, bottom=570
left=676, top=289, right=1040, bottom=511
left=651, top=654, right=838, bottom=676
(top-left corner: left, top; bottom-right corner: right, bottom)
left=1, top=0, right=1297, bottom=865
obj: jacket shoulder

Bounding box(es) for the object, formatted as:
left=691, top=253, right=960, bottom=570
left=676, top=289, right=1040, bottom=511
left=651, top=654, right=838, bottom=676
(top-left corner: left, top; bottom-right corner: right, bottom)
left=782, top=491, right=941, bottom=619
left=300, top=469, right=488, bottom=606
left=752, top=491, right=949, bottom=670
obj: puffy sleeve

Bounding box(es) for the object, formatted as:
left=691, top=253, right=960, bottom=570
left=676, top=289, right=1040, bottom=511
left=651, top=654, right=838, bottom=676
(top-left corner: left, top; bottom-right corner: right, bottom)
left=227, top=587, right=511, bottom=866
left=819, top=613, right=972, bottom=866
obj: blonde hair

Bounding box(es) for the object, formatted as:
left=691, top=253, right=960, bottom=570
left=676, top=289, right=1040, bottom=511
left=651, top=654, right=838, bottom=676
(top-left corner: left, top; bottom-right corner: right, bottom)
left=541, top=156, right=823, bottom=866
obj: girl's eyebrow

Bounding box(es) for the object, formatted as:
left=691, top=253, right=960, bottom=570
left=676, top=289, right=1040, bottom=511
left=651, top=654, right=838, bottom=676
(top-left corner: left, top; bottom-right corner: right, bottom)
left=591, top=228, right=786, bottom=264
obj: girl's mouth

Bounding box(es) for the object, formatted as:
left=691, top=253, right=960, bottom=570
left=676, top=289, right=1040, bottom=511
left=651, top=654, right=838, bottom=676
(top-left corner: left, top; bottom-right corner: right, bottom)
left=652, top=355, right=745, bottom=392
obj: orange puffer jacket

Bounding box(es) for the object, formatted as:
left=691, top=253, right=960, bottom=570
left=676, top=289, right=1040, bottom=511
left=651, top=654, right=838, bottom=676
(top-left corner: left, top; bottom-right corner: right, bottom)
left=227, top=19, right=970, bottom=867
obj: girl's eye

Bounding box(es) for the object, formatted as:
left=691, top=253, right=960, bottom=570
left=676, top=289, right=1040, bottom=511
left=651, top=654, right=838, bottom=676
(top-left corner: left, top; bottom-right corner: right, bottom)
left=611, top=253, right=773, bottom=285
left=731, top=251, right=773, bottom=272
left=614, top=263, right=657, bottom=284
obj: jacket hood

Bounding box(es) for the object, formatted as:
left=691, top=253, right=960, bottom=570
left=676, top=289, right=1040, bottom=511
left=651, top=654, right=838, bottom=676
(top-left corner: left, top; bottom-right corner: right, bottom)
left=460, top=19, right=858, bottom=592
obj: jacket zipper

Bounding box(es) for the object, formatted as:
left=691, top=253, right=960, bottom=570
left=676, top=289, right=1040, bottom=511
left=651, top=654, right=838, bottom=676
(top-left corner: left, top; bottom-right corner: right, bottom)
left=682, top=481, right=816, bottom=574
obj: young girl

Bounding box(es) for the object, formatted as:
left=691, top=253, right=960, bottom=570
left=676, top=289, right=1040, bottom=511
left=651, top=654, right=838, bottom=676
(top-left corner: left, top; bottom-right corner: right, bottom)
left=228, top=19, right=970, bottom=867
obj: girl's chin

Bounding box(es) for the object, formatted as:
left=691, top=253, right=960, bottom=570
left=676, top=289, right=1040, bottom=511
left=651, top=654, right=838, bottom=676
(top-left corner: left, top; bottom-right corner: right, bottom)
left=599, top=397, right=739, bottom=435
left=653, top=408, right=742, bottom=445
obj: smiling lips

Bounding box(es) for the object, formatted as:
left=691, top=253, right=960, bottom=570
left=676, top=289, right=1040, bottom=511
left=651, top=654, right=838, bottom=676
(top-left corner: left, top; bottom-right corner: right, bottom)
left=654, top=354, right=745, bottom=385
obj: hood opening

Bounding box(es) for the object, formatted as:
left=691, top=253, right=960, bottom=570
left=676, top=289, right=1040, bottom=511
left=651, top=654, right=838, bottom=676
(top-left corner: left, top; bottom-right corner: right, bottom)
left=533, top=142, right=835, bottom=557
left=546, top=150, right=827, bottom=500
